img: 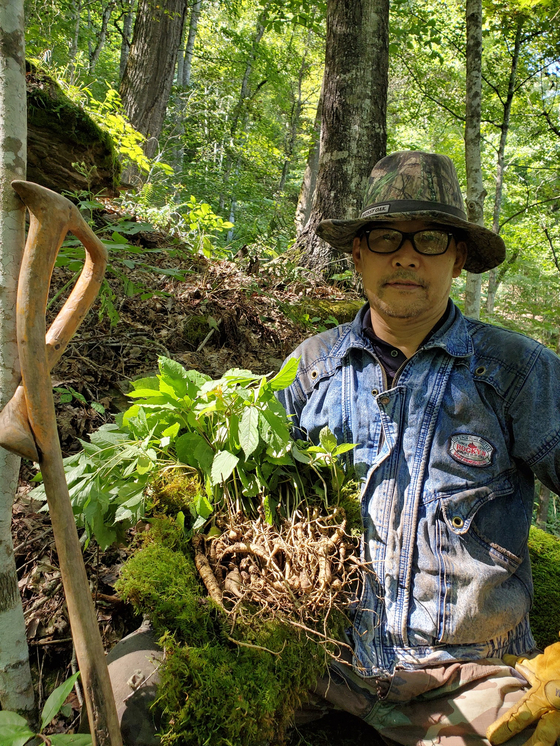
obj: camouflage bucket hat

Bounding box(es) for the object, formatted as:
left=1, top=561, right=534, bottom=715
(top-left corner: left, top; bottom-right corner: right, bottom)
left=316, top=151, right=505, bottom=274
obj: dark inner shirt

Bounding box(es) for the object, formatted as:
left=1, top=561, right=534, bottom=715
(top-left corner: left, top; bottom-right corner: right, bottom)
left=361, top=300, right=452, bottom=388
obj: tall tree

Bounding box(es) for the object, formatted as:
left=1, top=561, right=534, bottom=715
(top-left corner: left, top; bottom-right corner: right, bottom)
left=0, top=0, right=36, bottom=723
left=295, top=0, right=389, bottom=275
left=119, top=0, right=187, bottom=160
left=464, top=0, right=485, bottom=318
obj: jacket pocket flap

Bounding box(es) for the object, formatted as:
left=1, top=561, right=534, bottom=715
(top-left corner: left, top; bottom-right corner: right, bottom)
left=440, top=472, right=515, bottom=535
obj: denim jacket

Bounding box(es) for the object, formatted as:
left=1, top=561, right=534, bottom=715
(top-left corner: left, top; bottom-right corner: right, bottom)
left=277, top=302, right=560, bottom=678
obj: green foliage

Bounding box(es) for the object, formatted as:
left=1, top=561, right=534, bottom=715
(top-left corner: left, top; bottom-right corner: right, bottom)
left=117, top=519, right=338, bottom=746
left=528, top=526, right=560, bottom=650
left=0, top=674, right=91, bottom=746
left=33, top=357, right=355, bottom=548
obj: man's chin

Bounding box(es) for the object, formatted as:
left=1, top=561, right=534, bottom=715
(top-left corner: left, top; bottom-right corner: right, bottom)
left=368, top=298, right=427, bottom=320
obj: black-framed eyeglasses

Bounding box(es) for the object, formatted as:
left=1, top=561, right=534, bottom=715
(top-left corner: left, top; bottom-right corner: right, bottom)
left=363, top=228, right=455, bottom=256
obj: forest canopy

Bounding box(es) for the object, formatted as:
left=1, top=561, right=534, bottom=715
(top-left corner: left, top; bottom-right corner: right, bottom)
left=22, top=0, right=560, bottom=344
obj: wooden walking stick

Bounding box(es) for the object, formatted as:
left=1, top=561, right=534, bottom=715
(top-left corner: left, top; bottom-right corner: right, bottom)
left=0, top=181, right=122, bottom=746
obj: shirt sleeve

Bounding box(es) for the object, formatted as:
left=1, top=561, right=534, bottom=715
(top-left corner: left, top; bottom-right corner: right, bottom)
left=508, top=343, right=560, bottom=495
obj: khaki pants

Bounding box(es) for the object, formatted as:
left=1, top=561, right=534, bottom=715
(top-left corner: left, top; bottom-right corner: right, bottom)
left=296, top=656, right=538, bottom=746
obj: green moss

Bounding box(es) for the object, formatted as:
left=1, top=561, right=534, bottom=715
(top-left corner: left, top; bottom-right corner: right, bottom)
left=26, top=61, right=121, bottom=188
left=117, top=518, right=337, bottom=745
left=528, top=526, right=560, bottom=650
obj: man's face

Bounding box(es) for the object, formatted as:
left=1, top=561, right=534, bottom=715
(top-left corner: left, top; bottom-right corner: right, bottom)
left=351, top=219, right=467, bottom=325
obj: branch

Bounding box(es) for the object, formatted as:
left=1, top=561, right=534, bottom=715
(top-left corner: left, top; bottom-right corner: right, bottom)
left=499, top=195, right=560, bottom=230
left=543, top=227, right=560, bottom=273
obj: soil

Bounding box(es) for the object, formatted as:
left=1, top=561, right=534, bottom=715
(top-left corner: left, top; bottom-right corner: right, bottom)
left=10, top=203, right=368, bottom=744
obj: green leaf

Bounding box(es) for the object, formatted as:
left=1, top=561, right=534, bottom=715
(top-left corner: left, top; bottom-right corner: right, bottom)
left=131, top=376, right=160, bottom=391
left=194, top=491, right=213, bottom=519
left=239, top=406, right=259, bottom=459
left=49, top=735, right=93, bottom=746
left=0, top=712, right=35, bottom=746
left=41, top=672, right=81, bottom=730
left=268, top=357, right=300, bottom=391
left=333, top=442, right=357, bottom=456
left=210, top=450, right=239, bottom=485
left=319, top=426, right=338, bottom=454
left=176, top=432, right=207, bottom=466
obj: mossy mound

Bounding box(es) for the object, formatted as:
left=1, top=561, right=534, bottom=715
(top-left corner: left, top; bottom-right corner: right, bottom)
left=116, top=518, right=340, bottom=746
left=26, top=61, right=120, bottom=196
left=528, top=526, right=560, bottom=650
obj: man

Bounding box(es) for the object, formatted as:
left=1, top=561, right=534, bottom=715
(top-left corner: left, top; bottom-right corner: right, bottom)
left=277, top=151, right=560, bottom=746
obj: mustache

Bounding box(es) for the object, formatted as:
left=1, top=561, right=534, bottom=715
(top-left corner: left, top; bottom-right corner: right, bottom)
left=381, top=272, right=427, bottom=288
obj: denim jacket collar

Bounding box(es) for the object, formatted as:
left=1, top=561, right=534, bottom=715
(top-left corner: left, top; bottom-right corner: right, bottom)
left=337, top=300, right=475, bottom=361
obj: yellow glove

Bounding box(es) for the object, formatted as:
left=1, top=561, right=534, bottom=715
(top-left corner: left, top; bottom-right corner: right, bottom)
left=487, top=639, right=560, bottom=746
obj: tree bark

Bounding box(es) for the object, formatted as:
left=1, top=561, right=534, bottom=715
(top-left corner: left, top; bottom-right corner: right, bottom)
left=277, top=36, right=308, bottom=194
left=536, top=482, right=552, bottom=529
left=0, top=0, right=36, bottom=722
left=464, top=0, right=485, bottom=318
left=119, top=0, right=187, bottom=160
left=219, top=6, right=268, bottom=214
left=485, top=17, right=524, bottom=315
left=182, top=0, right=201, bottom=87
left=294, top=0, right=389, bottom=276
left=89, top=1, right=117, bottom=74
left=295, top=88, right=322, bottom=235
left=118, top=2, right=134, bottom=82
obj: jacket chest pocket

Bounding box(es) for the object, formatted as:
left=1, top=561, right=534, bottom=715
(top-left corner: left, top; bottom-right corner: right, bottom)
left=439, top=470, right=528, bottom=570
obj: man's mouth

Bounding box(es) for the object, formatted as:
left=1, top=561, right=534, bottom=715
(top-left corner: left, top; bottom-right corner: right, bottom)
left=384, top=279, right=425, bottom=290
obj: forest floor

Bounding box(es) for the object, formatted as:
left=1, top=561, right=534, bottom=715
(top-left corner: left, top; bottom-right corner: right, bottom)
left=11, top=206, right=375, bottom=745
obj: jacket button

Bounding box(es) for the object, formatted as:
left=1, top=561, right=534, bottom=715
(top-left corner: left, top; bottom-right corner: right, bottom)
left=310, top=370, right=318, bottom=379
left=372, top=389, right=379, bottom=396
left=452, top=516, right=464, bottom=528
left=379, top=396, right=390, bottom=406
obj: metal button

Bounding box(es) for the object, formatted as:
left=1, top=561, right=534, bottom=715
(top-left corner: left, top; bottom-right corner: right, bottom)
left=390, top=349, right=399, bottom=357
left=379, top=396, right=390, bottom=406
left=475, top=366, right=486, bottom=376
left=310, top=370, right=318, bottom=379
left=372, top=389, right=379, bottom=396
left=452, top=516, right=464, bottom=529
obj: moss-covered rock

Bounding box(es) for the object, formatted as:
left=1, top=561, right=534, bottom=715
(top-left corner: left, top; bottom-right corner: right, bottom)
left=26, top=61, right=120, bottom=196
left=528, top=526, right=560, bottom=650
left=116, top=519, right=339, bottom=746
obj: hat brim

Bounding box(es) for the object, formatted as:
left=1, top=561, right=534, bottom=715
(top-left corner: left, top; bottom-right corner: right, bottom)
left=316, top=210, right=505, bottom=274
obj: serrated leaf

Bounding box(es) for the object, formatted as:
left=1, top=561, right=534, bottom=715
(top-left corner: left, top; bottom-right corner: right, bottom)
left=319, top=426, right=338, bottom=454
left=210, top=450, right=239, bottom=485
left=268, top=357, right=300, bottom=391
left=239, top=407, right=259, bottom=459
left=41, top=672, right=81, bottom=730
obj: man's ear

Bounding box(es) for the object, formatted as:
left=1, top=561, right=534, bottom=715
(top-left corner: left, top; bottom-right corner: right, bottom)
left=453, top=241, right=468, bottom=277
left=352, top=236, right=362, bottom=272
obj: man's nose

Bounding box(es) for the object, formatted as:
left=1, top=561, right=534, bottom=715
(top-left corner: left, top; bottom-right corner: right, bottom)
left=391, top=238, right=419, bottom=267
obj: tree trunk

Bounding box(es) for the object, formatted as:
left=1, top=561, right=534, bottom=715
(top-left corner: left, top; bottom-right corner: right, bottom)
left=89, top=1, right=116, bottom=74
left=485, top=17, right=523, bottom=315
left=536, top=482, right=552, bottom=529
left=277, top=36, right=308, bottom=194
left=219, top=6, right=268, bottom=213
left=182, top=0, right=201, bottom=87
left=119, top=0, right=187, bottom=160
left=118, top=2, right=134, bottom=82
left=295, top=88, right=322, bottom=235
left=464, top=0, right=485, bottom=318
left=294, top=0, right=389, bottom=276
left=0, top=0, right=36, bottom=723
left=68, top=0, right=82, bottom=83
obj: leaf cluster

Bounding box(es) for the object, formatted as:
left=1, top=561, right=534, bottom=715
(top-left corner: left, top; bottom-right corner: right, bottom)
left=33, top=357, right=354, bottom=549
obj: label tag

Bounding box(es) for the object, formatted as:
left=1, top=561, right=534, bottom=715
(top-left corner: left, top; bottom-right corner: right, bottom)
left=362, top=204, right=391, bottom=217
left=449, top=434, right=493, bottom=467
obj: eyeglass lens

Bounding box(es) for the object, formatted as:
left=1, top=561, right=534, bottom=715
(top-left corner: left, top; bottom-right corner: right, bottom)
left=366, top=229, right=451, bottom=255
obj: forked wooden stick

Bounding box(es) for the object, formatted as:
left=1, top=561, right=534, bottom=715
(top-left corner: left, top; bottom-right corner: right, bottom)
left=0, top=182, right=122, bottom=746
